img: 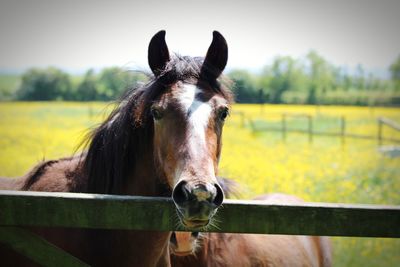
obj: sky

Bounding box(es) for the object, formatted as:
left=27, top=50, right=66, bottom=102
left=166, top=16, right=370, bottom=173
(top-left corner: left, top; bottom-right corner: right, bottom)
left=0, top=0, right=399, bottom=77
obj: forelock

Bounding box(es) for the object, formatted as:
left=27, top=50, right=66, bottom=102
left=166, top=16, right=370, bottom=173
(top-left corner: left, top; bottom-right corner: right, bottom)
left=158, top=54, right=203, bottom=83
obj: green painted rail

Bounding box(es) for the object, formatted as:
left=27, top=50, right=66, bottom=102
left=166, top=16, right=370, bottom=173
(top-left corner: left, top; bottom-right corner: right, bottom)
left=0, top=190, right=399, bottom=237
left=0, top=227, right=89, bottom=267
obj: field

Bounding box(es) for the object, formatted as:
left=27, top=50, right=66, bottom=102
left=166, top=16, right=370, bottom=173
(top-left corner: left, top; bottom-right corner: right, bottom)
left=0, top=102, right=400, bottom=266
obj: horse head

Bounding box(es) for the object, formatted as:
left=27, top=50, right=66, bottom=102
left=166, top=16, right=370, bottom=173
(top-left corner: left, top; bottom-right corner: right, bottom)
left=148, top=31, right=232, bottom=229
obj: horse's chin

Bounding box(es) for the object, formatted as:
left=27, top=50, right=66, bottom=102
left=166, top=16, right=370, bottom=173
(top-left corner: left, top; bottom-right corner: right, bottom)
left=181, top=218, right=210, bottom=229
left=174, top=202, right=217, bottom=229
left=171, top=250, right=194, bottom=257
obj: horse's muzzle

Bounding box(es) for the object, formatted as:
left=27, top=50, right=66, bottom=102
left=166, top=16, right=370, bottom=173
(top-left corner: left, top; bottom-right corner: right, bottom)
left=172, top=181, right=224, bottom=228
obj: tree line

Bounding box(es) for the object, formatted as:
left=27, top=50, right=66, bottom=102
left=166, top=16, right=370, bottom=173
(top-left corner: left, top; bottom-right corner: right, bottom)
left=12, top=51, right=400, bottom=105
left=229, top=51, right=400, bottom=106
left=16, top=67, right=147, bottom=101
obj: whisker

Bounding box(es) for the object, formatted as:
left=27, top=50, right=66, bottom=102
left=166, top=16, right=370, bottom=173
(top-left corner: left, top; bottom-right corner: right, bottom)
left=207, top=219, right=221, bottom=231
left=173, top=211, right=183, bottom=230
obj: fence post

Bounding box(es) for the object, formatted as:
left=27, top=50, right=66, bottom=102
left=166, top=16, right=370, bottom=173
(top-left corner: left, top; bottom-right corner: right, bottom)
left=340, top=116, right=346, bottom=145
left=282, top=114, right=287, bottom=142
left=378, top=118, right=383, bottom=146
left=307, top=115, right=313, bottom=143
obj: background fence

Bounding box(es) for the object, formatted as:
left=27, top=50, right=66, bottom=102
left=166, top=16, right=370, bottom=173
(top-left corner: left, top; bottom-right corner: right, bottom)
left=232, top=111, right=400, bottom=145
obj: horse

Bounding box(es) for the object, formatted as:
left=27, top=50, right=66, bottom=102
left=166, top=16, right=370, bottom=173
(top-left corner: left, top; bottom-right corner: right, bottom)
left=0, top=30, right=233, bottom=267
left=170, top=193, right=333, bottom=267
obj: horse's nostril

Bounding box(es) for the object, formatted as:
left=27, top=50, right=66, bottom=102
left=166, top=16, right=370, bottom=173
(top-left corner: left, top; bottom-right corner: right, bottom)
left=172, top=181, right=190, bottom=205
left=191, top=232, right=199, bottom=238
left=213, top=183, right=224, bottom=207
left=170, top=232, right=177, bottom=245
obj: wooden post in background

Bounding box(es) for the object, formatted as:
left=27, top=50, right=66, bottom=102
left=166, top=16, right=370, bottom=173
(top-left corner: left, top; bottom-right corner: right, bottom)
left=340, top=116, right=346, bottom=146
left=378, top=118, right=383, bottom=146
left=307, top=115, right=313, bottom=143
left=281, top=114, right=287, bottom=142
left=377, top=117, right=400, bottom=146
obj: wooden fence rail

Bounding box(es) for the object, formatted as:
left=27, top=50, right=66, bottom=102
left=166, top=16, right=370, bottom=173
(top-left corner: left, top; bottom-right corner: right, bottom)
left=1, top=190, right=399, bottom=238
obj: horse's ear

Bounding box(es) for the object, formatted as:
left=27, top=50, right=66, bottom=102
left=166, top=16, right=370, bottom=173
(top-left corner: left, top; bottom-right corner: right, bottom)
left=148, top=30, right=170, bottom=76
left=201, top=31, right=228, bottom=80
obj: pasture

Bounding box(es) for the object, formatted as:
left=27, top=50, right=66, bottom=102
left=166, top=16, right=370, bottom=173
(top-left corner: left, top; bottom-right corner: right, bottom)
left=0, top=102, right=399, bottom=266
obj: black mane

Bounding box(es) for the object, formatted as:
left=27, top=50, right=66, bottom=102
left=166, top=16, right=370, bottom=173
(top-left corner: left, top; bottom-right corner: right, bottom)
left=82, top=55, right=233, bottom=194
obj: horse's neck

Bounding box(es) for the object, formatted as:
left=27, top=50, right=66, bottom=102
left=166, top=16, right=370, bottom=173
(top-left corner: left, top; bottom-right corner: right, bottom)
left=100, top=154, right=172, bottom=266
left=121, top=152, right=163, bottom=196
left=85, top=230, right=171, bottom=267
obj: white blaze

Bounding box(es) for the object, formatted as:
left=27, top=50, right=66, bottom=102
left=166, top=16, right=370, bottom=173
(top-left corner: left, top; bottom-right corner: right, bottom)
left=173, top=84, right=213, bottom=183
left=179, top=84, right=212, bottom=147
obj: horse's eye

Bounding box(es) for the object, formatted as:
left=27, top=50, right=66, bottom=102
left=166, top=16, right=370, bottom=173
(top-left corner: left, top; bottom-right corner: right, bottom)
left=151, top=107, right=163, bottom=120
left=218, top=107, right=229, bottom=121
